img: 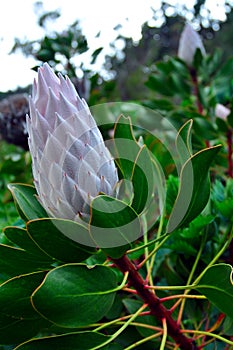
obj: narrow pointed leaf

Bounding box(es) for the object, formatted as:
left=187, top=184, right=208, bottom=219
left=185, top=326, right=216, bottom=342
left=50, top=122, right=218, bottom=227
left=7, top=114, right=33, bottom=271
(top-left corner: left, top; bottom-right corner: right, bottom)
left=176, top=119, right=193, bottom=165
left=7, top=184, right=48, bottom=221
left=167, top=145, right=221, bottom=232
left=130, top=145, right=160, bottom=215
left=112, top=115, right=140, bottom=179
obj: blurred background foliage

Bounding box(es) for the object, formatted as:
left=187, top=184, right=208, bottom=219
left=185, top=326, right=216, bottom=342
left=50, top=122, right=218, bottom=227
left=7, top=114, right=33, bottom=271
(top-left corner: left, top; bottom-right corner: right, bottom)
left=6, top=0, right=233, bottom=102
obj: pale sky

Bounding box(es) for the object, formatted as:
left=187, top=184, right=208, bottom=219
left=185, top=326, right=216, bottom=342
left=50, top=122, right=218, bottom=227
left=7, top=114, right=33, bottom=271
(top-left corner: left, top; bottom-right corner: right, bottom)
left=0, top=0, right=229, bottom=92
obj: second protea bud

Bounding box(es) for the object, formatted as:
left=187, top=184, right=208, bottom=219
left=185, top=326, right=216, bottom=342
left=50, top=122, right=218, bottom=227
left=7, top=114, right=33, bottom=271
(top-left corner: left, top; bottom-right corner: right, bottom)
left=178, top=23, right=206, bottom=66
left=27, top=63, right=119, bottom=221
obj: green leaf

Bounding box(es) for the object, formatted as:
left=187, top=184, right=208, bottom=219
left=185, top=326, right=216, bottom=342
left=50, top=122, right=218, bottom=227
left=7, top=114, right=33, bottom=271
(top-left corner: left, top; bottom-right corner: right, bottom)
left=31, top=264, right=117, bottom=327
left=167, top=145, right=221, bottom=233
left=0, top=319, right=47, bottom=346
left=0, top=272, right=49, bottom=344
left=0, top=244, right=53, bottom=281
left=0, top=271, right=45, bottom=318
left=15, top=331, right=109, bottom=350
left=176, top=119, right=193, bottom=165
left=112, top=115, right=140, bottom=180
left=195, top=264, right=233, bottom=319
left=113, top=115, right=137, bottom=141
left=168, top=239, right=197, bottom=256
left=3, top=226, right=50, bottom=258
left=130, top=146, right=153, bottom=214
left=7, top=184, right=48, bottom=221
left=27, top=218, right=96, bottom=263
left=90, top=195, right=141, bottom=257
left=91, top=47, right=103, bottom=64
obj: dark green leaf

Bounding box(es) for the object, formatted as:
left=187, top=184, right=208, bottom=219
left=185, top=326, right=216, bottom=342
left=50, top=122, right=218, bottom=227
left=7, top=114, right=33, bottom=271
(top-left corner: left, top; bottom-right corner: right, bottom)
left=0, top=272, right=46, bottom=319
left=27, top=218, right=96, bottom=262
left=0, top=244, right=53, bottom=281
left=15, top=331, right=109, bottom=350
left=7, top=184, right=48, bottom=221
left=195, top=264, right=233, bottom=319
left=0, top=272, right=49, bottom=344
left=0, top=318, right=47, bottom=345
left=167, top=145, right=221, bottom=232
left=90, top=195, right=141, bottom=257
left=3, top=226, right=50, bottom=258
left=91, top=47, right=103, bottom=64
left=131, top=146, right=153, bottom=214
left=112, top=115, right=140, bottom=180
left=32, top=264, right=117, bottom=327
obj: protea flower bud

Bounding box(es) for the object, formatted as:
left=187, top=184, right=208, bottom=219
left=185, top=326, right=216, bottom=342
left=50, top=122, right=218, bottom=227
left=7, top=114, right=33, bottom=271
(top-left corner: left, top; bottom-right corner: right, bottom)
left=178, top=23, right=206, bottom=66
left=27, top=63, right=118, bottom=221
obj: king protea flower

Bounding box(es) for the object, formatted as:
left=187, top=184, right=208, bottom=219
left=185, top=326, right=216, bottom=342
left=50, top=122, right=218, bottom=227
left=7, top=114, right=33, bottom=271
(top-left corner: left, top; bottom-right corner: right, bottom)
left=27, top=63, right=118, bottom=221
left=178, top=23, right=206, bottom=66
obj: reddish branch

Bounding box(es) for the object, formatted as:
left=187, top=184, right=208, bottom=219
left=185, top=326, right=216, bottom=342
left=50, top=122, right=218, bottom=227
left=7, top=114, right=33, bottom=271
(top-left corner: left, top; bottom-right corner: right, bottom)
left=112, top=254, right=197, bottom=350
left=190, top=68, right=203, bottom=115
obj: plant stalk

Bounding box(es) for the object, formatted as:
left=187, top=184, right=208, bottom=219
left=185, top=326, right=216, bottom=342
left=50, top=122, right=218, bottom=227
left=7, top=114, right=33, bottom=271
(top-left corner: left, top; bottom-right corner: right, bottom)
left=112, top=254, right=197, bottom=350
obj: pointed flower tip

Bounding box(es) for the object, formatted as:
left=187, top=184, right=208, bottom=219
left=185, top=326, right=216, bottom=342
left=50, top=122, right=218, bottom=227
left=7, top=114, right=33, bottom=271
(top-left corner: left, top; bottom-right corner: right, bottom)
left=178, top=23, right=206, bottom=66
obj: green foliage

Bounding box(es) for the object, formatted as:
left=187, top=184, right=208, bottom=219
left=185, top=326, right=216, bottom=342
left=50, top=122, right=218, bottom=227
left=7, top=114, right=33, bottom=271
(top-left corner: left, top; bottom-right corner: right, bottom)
left=195, top=264, right=233, bottom=319
left=2, top=20, right=233, bottom=349
left=15, top=332, right=110, bottom=350
left=31, top=264, right=117, bottom=327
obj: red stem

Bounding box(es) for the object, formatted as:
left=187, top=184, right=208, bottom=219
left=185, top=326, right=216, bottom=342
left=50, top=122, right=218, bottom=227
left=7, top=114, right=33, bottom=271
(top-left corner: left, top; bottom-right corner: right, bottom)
left=112, top=254, right=197, bottom=350
left=190, top=68, right=203, bottom=115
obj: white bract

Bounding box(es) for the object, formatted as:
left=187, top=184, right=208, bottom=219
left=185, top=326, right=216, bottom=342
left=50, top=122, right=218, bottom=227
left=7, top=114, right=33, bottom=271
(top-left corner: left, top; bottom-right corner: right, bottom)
left=178, top=23, right=206, bottom=66
left=27, top=63, right=118, bottom=221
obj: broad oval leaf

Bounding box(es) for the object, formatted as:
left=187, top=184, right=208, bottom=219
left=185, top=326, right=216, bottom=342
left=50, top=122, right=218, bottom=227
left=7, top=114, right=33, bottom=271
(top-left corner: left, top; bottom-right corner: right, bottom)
left=31, top=264, right=117, bottom=327
left=195, top=264, right=233, bottom=319
left=15, top=331, right=109, bottom=350
left=0, top=272, right=49, bottom=344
